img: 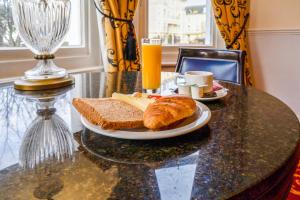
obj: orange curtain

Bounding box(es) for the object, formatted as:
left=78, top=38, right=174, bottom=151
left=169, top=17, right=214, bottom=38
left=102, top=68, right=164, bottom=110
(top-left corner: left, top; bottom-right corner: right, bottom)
left=95, top=0, right=140, bottom=72
left=212, top=0, right=253, bottom=86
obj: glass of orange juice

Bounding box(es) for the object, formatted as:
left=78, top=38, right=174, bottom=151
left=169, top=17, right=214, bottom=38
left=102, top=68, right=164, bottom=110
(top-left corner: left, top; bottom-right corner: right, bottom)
left=141, top=38, right=162, bottom=93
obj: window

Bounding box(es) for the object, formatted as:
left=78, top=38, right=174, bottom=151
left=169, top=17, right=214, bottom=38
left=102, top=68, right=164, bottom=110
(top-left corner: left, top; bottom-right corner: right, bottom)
left=137, top=0, right=221, bottom=65
left=0, top=0, right=82, bottom=48
left=64, top=0, right=83, bottom=47
left=148, top=0, right=213, bottom=46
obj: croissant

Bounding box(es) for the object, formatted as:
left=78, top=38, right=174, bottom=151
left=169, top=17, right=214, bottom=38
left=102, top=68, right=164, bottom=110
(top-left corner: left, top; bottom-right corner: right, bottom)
left=143, top=96, right=197, bottom=130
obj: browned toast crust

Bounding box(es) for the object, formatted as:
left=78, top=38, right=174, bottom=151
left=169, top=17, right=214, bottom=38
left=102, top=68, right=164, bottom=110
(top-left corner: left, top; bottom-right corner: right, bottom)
left=72, top=98, right=144, bottom=130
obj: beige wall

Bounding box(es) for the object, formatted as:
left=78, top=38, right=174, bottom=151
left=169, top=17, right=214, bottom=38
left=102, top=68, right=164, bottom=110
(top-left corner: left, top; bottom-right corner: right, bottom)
left=248, top=0, right=300, bottom=118
left=249, top=0, right=300, bottom=30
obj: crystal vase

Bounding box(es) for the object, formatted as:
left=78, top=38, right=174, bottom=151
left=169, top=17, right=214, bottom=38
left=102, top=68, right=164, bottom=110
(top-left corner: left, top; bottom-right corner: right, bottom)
left=12, top=0, right=71, bottom=80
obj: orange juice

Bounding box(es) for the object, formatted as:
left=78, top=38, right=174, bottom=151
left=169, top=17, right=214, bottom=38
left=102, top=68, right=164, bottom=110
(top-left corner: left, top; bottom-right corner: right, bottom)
left=142, top=44, right=162, bottom=89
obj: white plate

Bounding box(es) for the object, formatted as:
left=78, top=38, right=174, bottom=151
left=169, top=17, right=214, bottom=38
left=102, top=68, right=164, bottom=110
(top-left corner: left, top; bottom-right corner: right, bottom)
left=194, top=88, right=228, bottom=102
left=81, top=101, right=211, bottom=140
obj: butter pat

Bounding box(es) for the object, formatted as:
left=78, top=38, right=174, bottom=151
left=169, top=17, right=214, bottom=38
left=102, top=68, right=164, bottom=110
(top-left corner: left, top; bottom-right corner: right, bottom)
left=112, top=93, right=155, bottom=111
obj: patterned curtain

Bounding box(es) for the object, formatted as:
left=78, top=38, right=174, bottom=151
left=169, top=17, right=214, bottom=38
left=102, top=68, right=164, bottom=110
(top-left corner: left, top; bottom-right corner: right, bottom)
left=94, top=0, right=140, bottom=72
left=212, top=0, right=253, bottom=86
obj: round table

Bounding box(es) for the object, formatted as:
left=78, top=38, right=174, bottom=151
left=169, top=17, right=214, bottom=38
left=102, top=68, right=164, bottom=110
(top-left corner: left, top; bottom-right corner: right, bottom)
left=0, top=71, right=299, bottom=200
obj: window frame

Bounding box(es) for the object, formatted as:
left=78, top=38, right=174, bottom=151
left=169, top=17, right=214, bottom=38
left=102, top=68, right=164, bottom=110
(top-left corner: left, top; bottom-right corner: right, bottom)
left=135, top=0, right=224, bottom=66
left=0, top=0, right=101, bottom=78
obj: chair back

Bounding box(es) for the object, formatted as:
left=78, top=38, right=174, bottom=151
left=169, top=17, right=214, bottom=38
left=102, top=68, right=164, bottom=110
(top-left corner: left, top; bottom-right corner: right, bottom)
left=175, top=48, right=246, bottom=85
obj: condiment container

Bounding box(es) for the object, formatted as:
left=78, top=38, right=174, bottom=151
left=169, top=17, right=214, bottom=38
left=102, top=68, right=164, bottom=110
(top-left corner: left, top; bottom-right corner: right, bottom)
left=191, top=84, right=207, bottom=99
left=177, top=83, right=192, bottom=96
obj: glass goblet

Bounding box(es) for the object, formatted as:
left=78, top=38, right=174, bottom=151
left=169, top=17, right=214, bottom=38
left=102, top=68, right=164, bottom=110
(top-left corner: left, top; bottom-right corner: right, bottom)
left=12, top=0, right=71, bottom=80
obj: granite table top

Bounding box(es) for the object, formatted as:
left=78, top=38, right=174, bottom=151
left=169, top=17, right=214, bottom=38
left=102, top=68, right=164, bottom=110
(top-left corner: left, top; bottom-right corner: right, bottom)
left=0, top=71, right=299, bottom=200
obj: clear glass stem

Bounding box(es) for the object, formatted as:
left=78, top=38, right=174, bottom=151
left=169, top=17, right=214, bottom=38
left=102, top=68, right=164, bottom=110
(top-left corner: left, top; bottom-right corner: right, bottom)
left=25, top=59, right=67, bottom=80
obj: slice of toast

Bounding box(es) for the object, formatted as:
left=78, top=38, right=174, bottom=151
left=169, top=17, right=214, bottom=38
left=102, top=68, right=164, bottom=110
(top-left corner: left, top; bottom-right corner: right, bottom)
left=72, top=98, right=144, bottom=130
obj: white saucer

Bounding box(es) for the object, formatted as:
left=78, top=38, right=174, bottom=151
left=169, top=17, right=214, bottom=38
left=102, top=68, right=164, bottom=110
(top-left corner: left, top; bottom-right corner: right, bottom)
left=195, top=88, right=228, bottom=102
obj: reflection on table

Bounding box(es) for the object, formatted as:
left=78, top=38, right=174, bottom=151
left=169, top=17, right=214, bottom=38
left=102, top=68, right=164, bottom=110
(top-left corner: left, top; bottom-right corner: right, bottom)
left=16, top=86, right=75, bottom=169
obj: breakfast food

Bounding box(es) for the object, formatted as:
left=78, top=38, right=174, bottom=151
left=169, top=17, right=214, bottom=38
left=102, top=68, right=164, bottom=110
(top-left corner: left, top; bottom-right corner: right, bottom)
left=72, top=98, right=144, bottom=129
left=112, top=92, right=155, bottom=112
left=143, top=96, right=197, bottom=130
left=203, top=91, right=217, bottom=98
left=73, top=93, right=198, bottom=131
